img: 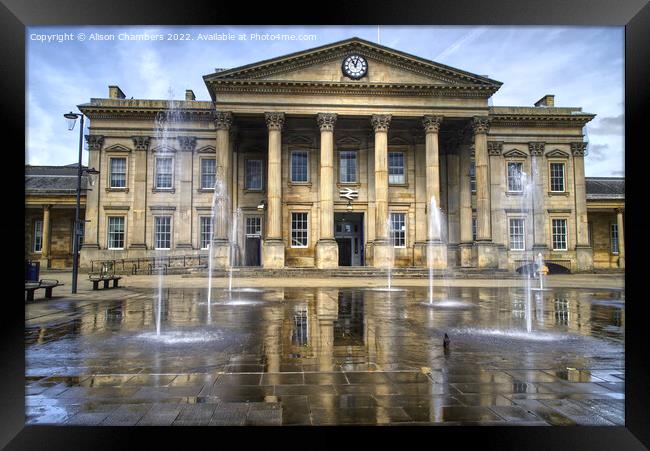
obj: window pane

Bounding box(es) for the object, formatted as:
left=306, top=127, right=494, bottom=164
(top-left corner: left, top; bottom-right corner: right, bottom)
left=154, top=216, right=171, bottom=249
left=550, top=163, right=565, bottom=192
left=245, top=160, right=263, bottom=190
left=110, top=157, right=127, bottom=188
left=388, top=152, right=405, bottom=184
left=108, top=217, right=124, bottom=249
left=156, top=157, right=173, bottom=189
left=291, top=151, right=308, bottom=182
left=610, top=223, right=619, bottom=254
left=509, top=218, right=525, bottom=250
left=291, top=212, right=308, bottom=247
left=340, top=151, right=357, bottom=183
left=200, top=216, right=212, bottom=249
left=507, top=162, right=523, bottom=192
left=33, top=220, right=43, bottom=252
left=470, top=161, right=476, bottom=192
left=201, top=159, right=216, bottom=189
left=390, top=212, right=406, bottom=247
left=472, top=217, right=477, bottom=241
left=246, top=217, right=261, bottom=236
left=552, top=219, right=567, bottom=250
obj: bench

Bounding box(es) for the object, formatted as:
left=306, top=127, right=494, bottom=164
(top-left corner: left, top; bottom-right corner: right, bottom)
left=88, top=274, right=122, bottom=290
left=25, top=279, right=64, bottom=302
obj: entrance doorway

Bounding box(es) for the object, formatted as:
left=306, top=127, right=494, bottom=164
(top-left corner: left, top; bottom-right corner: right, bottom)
left=244, top=216, right=262, bottom=266
left=334, top=212, right=364, bottom=266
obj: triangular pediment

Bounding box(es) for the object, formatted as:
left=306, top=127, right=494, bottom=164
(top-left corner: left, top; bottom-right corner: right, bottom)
left=204, top=37, right=501, bottom=94
left=197, top=145, right=216, bottom=153
left=503, top=149, right=528, bottom=159
left=545, top=149, right=570, bottom=158
left=287, top=135, right=314, bottom=145
left=104, top=144, right=131, bottom=152
left=336, top=136, right=362, bottom=146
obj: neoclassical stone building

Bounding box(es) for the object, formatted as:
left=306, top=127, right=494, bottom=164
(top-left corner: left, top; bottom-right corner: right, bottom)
left=78, top=37, right=599, bottom=272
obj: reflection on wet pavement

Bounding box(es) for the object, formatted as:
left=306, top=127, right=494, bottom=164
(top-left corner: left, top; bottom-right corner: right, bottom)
left=26, top=286, right=624, bottom=425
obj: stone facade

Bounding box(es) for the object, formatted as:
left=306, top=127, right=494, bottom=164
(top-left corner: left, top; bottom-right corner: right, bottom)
left=77, top=37, right=604, bottom=272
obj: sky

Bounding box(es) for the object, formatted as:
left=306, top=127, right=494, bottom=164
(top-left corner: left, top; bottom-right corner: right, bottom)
left=26, top=25, right=624, bottom=177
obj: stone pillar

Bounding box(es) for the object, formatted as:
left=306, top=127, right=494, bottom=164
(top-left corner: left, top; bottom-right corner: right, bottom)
left=571, top=142, right=594, bottom=271
left=530, top=142, right=548, bottom=254
left=315, top=113, right=339, bottom=269
left=176, top=136, right=196, bottom=249
left=488, top=141, right=507, bottom=268
left=39, top=205, right=51, bottom=269
left=316, top=288, right=338, bottom=372
left=263, top=112, right=286, bottom=268
left=130, top=136, right=150, bottom=250
left=371, top=114, right=392, bottom=268
left=616, top=208, right=625, bottom=269
left=473, top=117, right=497, bottom=268
left=459, top=136, right=473, bottom=267
left=211, top=112, right=233, bottom=268
left=422, top=115, right=446, bottom=269
left=446, top=141, right=460, bottom=267
left=413, top=137, right=427, bottom=266
left=80, top=135, right=103, bottom=268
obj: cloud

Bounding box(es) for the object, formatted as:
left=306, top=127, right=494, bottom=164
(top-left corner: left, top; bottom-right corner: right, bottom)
left=587, top=143, right=609, bottom=162
left=589, top=114, right=624, bottom=135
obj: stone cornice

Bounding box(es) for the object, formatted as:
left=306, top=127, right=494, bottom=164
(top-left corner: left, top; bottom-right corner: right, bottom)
left=371, top=114, right=392, bottom=132
left=79, top=103, right=215, bottom=121
left=316, top=113, right=337, bottom=132
left=85, top=135, right=104, bottom=151
left=422, top=115, right=443, bottom=133
left=489, top=113, right=595, bottom=128
left=265, top=112, right=285, bottom=131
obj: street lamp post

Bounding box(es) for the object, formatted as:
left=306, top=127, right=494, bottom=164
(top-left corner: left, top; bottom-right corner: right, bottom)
left=64, top=111, right=98, bottom=294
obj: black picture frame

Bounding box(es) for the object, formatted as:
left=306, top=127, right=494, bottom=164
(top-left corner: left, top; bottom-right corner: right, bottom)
left=4, top=0, right=648, bottom=448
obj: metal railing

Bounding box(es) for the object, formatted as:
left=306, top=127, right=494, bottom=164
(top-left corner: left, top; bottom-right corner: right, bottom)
left=90, top=254, right=209, bottom=275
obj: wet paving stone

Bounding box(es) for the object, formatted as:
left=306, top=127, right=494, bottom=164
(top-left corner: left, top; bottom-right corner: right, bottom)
left=303, top=372, right=349, bottom=385
left=210, top=385, right=274, bottom=401
left=209, top=404, right=249, bottom=426
left=489, top=405, right=542, bottom=422
left=334, top=384, right=401, bottom=396
left=173, top=404, right=218, bottom=426
left=537, top=399, right=615, bottom=425
left=373, top=395, right=462, bottom=408
left=246, top=404, right=283, bottom=426
left=102, top=404, right=152, bottom=426
left=65, top=411, right=112, bottom=425
left=137, top=403, right=182, bottom=426
left=261, top=373, right=304, bottom=385
left=216, top=373, right=262, bottom=385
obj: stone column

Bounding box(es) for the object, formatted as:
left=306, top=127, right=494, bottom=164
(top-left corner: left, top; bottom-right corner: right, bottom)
left=371, top=114, right=392, bottom=268
left=529, top=142, right=548, bottom=255
left=459, top=135, right=473, bottom=267
left=473, top=117, right=497, bottom=268
left=571, top=142, right=594, bottom=271
left=488, top=141, right=507, bottom=268
left=316, top=288, right=338, bottom=372
left=446, top=139, right=460, bottom=267
left=80, top=135, right=103, bottom=268
left=616, top=208, right=625, bottom=269
left=413, top=137, right=427, bottom=266
left=263, top=112, right=286, bottom=268
left=422, top=115, right=447, bottom=269
left=315, top=113, right=339, bottom=269
left=176, top=136, right=196, bottom=249
left=39, top=205, right=51, bottom=269
left=129, top=136, right=150, bottom=251
left=211, top=112, right=233, bottom=268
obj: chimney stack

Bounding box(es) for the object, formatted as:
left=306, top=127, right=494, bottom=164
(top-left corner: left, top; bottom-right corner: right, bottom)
left=185, top=89, right=196, bottom=101
left=109, top=85, right=126, bottom=99
left=534, top=94, right=555, bottom=107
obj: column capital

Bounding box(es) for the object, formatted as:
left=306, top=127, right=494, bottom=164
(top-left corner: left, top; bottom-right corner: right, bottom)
left=528, top=141, right=545, bottom=156
left=371, top=114, right=392, bottom=132
left=265, top=112, right=285, bottom=131
left=422, top=115, right=443, bottom=133
left=570, top=141, right=588, bottom=157
left=214, top=111, right=233, bottom=130
left=177, top=136, right=197, bottom=152
left=472, top=116, right=491, bottom=135
left=487, top=141, right=503, bottom=156
left=131, top=136, right=151, bottom=151
left=43, top=204, right=51, bottom=211
left=85, top=134, right=104, bottom=151
left=316, top=113, right=337, bottom=132
left=615, top=207, right=624, bottom=215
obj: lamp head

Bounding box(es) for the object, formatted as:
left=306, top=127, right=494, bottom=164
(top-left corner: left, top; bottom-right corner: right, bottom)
left=64, top=112, right=79, bottom=131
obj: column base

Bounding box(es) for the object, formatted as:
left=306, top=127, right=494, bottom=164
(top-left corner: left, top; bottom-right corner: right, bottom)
left=475, top=241, right=498, bottom=269
left=372, top=240, right=392, bottom=268
left=315, top=239, right=339, bottom=269
left=210, top=240, right=232, bottom=269
left=413, top=241, right=427, bottom=267
left=39, top=258, right=50, bottom=270
left=262, top=239, right=285, bottom=269
left=459, top=242, right=473, bottom=267
left=575, top=246, right=594, bottom=272
left=447, top=244, right=459, bottom=268
left=496, top=244, right=509, bottom=270
left=426, top=241, right=447, bottom=270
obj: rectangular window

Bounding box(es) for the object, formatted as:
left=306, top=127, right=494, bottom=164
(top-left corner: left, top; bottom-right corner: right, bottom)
left=154, top=216, right=172, bottom=249
left=509, top=218, right=525, bottom=251
left=200, top=216, right=212, bottom=249
left=155, top=157, right=173, bottom=189
left=588, top=221, right=593, bottom=247
left=472, top=216, right=477, bottom=241
left=200, top=159, right=216, bottom=189
left=552, top=218, right=568, bottom=251
left=388, top=152, right=405, bottom=184
left=291, top=212, right=308, bottom=247
left=107, top=216, right=125, bottom=249
left=507, top=162, right=523, bottom=192
left=245, top=217, right=262, bottom=236
left=33, top=220, right=43, bottom=253
left=110, top=157, right=127, bottom=188
left=470, top=161, right=476, bottom=193
left=291, top=151, right=308, bottom=183
left=245, top=159, right=263, bottom=190
left=74, top=220, right=84, bottom=251
left=550, top=163, right=565, bottom=192
left=339, top=151, right=357, bottom=183
left=610, top=223, right=619, bottom=254
left=390, top=212, right=406, bottom=247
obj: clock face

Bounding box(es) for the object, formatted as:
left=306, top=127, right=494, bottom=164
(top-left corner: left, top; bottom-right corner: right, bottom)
left=342, top=54, right=368, bottom=79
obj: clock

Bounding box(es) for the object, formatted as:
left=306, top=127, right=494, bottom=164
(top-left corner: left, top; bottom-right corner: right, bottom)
left=342, top=54, right=368, bottom=79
